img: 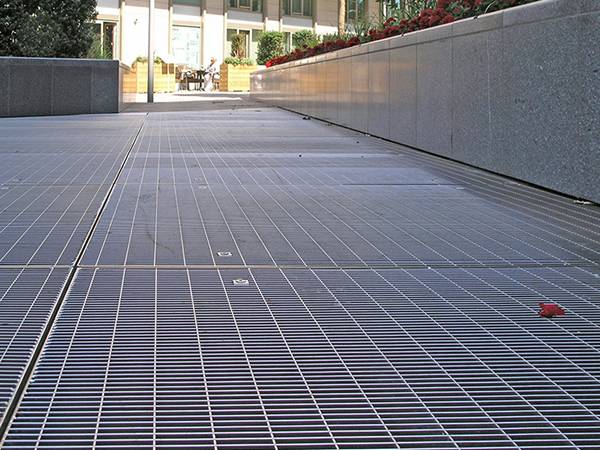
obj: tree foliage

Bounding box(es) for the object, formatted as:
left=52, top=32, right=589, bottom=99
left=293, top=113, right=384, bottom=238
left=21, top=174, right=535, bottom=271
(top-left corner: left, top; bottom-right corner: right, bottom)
left=0, top=0, right=97, bottom=57
left=256, top=31, right=284, bottom=65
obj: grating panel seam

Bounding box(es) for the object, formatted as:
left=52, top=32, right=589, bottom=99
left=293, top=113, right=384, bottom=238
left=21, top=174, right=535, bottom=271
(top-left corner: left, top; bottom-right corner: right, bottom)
left=0, top=117, right=146, bottom=443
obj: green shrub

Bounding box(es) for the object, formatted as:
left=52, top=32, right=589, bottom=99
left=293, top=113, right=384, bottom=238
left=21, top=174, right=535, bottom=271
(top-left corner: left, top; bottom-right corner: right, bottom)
left=133, top=56, right=166, bottom=65
left=224, top=56, right=255, bottom=66
left=321, top=33, right=343, bottom=43
left=257, top=31, right=284, bottom=65
left=345, top=15, right=378, bottom=41
left=292, top=30, right=320, bottom=49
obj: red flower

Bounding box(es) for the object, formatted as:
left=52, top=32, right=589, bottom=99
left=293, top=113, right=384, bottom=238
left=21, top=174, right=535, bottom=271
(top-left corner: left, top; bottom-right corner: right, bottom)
left=345, top=36, right=361, bottom=47
left=368, top=29, right=386, bottom=41
left=539, top=303, right=566, bottom=318
left=383, top=17, right=397, bottom=27
left=265, top=0, right=536, bottom=66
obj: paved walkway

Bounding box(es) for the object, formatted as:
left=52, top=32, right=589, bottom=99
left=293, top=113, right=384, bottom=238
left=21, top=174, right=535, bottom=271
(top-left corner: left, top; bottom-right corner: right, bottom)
left=1, top=98, right=599, bottom=449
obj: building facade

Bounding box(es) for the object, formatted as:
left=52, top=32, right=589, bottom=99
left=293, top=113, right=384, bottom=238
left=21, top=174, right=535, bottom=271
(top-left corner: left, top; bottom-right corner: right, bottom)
left=95, top=0, right=379, bottom=69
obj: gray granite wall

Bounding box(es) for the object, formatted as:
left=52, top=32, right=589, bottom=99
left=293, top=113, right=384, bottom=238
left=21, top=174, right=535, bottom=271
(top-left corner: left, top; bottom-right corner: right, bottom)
left=0, top=57, right=120, bottom=117
left=251, top=0, right=600, bottom=203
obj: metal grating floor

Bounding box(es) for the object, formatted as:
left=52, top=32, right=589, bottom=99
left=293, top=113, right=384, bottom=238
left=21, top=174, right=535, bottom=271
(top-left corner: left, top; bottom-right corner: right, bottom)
left=0, top=115, right=144, bottom=265
left=3, top=267, right=600, bottom=449
left=81, top=112, right=600, bottom=268
left=1, top=105, right=599, bottom=449
left=0, top=114, right=144, bottom=435
left=0, top=268, right=68, bottom=422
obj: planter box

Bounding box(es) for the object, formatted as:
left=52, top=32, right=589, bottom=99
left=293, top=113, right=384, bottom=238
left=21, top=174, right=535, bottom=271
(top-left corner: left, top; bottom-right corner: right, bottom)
left=251, top=0, right=600, bottom=203
left=219, top=64, right=257, bottom=92
left=123, top=61, right=176, bottom=94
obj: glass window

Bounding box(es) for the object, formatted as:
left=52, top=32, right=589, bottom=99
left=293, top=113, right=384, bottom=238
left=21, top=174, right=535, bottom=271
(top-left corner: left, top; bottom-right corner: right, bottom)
left=172, top=26, right=201, bottom=67
left=283, top=0, right=312, bottom=17
left=102, top=23, right=116, bottom=59
left=302, top=0, right=311, bottom=17
left=226, top=28, right=255, bottom=59
left=239, top=30, right=250, bottom=57
left=239, top=30, right=250, bottom=39
left=227, top=29, right=238, bottom=41
left=292, top=0, right=302, bottom=14
left=347, top=0, right=366, bottom=21
left=229, top=0, right=262, bottom=11
left=93, top=21, right=118, bottom=59
left=225, top=28, right=236, bottom=57
left=282, top=32, right=292, bottom=52
left=250, top=30, right=261, bottom=60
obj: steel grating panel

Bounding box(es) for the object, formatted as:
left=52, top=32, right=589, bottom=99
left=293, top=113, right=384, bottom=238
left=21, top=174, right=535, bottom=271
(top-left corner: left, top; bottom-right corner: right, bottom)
left=2, top=106, right=600, bottom=449
left=3, top=266, right=599, bottom=449
left=81, top=112, right=600, bottom=268
left=82, top=182, right=600, bottom=268
left=0, top=115, right=144, bottom=265
left=0, top=152, right=134, bottom=186
left=0, top=268, right=68, bottom=423
left=1, top=186, right=110, bottom=266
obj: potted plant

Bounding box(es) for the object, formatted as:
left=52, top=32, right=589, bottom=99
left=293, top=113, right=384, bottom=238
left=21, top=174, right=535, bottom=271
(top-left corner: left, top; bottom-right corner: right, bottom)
left=123, top=56, right=176, bottom=94
left=219, top=34, right=257, bottom=92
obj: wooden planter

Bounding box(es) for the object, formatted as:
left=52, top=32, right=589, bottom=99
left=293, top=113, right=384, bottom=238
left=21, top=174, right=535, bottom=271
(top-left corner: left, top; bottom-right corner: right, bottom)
left=123, top=61, right=176, bottom=94
left=219, top=64, right=257, bottom=92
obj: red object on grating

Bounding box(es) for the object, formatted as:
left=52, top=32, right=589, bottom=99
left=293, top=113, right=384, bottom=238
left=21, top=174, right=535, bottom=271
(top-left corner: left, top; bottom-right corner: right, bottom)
left=539, top=302, right=566, bottom=318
